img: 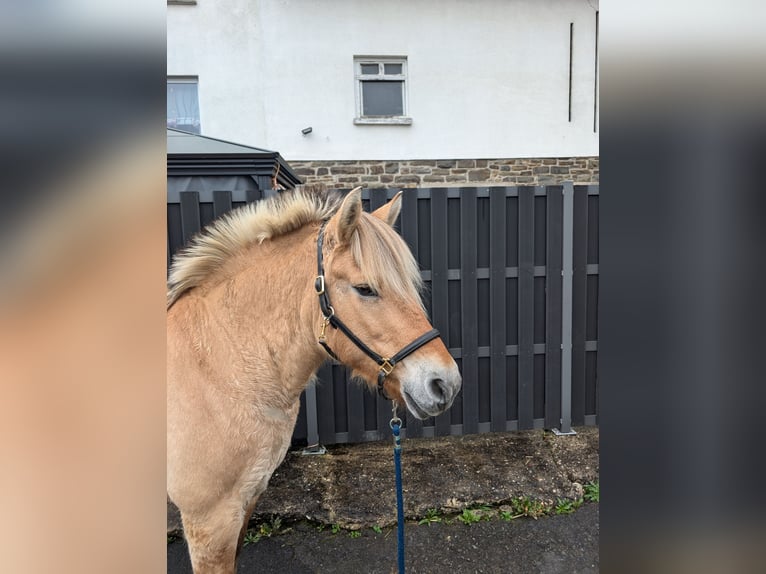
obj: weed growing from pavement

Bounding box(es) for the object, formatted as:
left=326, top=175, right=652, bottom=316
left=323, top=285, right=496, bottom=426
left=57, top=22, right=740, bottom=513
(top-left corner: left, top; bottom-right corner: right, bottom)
left=457, top=509, right=482, bottom=525
left=170, top=481, right=601, bottom=546
left=418, top=508, right=443, bottom=526
left=455, top=505, right=497, bottom=525
left=584, top=481, right=599, bottom=502
left=243, top=517, right=291, bottom=545
left=510, top=496, right=548, bottom=519
left=554, top=497, right=583, bottom=515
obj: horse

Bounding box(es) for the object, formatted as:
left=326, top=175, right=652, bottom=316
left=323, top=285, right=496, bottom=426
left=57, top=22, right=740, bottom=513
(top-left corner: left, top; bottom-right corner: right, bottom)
left=167, top=185, right=462, bottom=573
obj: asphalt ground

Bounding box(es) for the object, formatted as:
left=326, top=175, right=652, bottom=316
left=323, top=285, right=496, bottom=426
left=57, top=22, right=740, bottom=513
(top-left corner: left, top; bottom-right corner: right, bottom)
left=168, top=503, right=599, bottom=574
left=168, top=428, right=599, bottom=573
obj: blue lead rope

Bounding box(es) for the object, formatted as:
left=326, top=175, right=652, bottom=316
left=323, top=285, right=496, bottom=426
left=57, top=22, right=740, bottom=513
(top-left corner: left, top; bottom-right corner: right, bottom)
left=391, top=412, right=406, bottom=574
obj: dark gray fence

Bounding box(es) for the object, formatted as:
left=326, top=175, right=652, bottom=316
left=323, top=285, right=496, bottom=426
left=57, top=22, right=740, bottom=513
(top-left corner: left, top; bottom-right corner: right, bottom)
left=167, top=185, right=599, bottom=445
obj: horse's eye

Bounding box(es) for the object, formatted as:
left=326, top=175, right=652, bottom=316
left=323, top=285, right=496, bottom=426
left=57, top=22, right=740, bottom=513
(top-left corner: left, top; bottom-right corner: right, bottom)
left=353, top=284, right=378, bottom=298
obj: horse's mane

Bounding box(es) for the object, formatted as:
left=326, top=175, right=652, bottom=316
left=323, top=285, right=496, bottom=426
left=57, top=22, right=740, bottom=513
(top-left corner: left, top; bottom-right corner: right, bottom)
left=167, top=185, right=424, bottom=310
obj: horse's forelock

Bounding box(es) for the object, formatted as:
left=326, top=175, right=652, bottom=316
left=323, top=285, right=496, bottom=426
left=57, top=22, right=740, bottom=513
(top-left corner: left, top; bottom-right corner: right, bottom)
left=350, top=214, right=425, bottom=312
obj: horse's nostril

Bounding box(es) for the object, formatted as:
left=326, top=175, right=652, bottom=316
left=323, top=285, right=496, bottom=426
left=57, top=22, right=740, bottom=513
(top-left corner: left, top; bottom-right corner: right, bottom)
left=429, top=378, right=448, bottom=403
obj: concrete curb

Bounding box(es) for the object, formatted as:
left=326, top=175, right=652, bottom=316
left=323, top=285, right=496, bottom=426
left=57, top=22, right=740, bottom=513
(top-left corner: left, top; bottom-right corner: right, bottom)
left=168, top=427, right=598, bottom=535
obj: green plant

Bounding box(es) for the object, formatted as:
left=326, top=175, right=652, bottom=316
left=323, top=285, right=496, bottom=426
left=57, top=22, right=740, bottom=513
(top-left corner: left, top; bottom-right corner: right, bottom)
left=348, top=530, right=361, bottom=539
left=167, top=534, right=178, bottom=544
left=331, top=523, right=341, bottom=535
left=243, top=529, right=260, bottom=546
left=554, top=498, right=583, bottom=515
left=499, top=510, right=514, bottom=521
left=418, top=508, right=443, bottom=526
left=509, top=496, right=548, bottom=519
left=583, top=481, right=599, bottom=502
left=316, top=523, right=325, bottom=532
left=371, top=525, right=382, bottom=534
left=457, top=509, right=481, bottom=526
left=243, top=517, right=291, bottom=545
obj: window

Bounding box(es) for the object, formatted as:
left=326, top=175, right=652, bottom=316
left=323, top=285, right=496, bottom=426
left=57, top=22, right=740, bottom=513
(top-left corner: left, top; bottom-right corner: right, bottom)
left=354, top=57, right=411, bottom=125
left=167, top=78, right=201, bottom=133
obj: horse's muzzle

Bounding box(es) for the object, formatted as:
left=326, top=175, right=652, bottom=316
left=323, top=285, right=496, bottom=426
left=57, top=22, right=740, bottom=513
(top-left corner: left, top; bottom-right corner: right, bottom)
left=399, top=362, right=462, bottom=420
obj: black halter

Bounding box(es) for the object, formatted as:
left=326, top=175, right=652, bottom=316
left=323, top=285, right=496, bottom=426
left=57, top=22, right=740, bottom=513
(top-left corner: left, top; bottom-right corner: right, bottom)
left=314, top=221, right=440, bottom=399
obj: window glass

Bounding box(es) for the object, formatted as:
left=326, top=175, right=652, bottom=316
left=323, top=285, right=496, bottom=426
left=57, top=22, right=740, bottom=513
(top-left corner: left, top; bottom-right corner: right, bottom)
left=384, top=63, right=402, bottom=75
left=360, top=64, right=379, bottom=75
left=167, top=81, right=200, bottom=133
left=361, top=81, right=404, bottom=116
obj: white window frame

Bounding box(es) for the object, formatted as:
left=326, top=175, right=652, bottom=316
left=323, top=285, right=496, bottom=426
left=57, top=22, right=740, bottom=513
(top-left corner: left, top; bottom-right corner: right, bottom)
left=167, top=76, right=201, bottom=133
left=353, top=56, right=412, bottom=125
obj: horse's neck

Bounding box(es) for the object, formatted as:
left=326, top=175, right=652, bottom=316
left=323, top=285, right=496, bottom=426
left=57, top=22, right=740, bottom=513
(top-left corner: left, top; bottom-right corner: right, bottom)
left=200, top=227, right=325, bottom=404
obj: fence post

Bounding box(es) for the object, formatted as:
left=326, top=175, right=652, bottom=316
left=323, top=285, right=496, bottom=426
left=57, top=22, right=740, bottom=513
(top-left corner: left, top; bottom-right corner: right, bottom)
left=554, top=182, right=577, bottom=435
left=302, top=382, right=325, bottom=455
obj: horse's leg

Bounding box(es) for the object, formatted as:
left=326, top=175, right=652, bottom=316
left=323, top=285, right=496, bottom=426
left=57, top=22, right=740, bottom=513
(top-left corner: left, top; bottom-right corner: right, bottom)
left=181, top=502, right=244, bottom=574
left=235, top=494, right=262, bottom=558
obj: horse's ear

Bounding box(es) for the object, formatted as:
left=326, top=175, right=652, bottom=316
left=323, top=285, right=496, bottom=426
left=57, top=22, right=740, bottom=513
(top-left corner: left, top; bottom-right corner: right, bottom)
left=371, top=191, right=403, bottom=226
left=331, top=186, right=363, bottom=245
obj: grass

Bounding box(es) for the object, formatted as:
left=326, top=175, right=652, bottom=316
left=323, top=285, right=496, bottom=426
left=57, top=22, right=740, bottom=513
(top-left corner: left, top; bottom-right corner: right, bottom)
left=418, top=508, right=443, bottom=526
left=371, top=525, right=383, bottom=534
left=584, top=481, right=599, bottom=502
left=554, top=497, right=583, bottom=515
left=509, top=496, right=548, bottom=520
left=456, top=506, right=493, bottom=526
left=457, top=509, right=481, bottom=525
left=242, top=517, right=291, bottom=546
left=348, top=530, right=361, bottom=539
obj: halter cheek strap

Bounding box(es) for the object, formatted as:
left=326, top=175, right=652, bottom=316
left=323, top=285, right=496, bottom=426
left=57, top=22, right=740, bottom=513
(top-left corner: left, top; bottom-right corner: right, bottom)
left=314, top=221, right=440, bottom=399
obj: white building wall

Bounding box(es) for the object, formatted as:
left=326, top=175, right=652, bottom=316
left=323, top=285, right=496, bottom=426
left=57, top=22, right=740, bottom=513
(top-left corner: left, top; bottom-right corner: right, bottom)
left=168, top=0, right=599, bottom=161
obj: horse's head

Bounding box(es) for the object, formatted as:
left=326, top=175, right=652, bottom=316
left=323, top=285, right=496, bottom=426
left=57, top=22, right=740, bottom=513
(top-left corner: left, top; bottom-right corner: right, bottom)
left=320, top=188, right=462, bottom=419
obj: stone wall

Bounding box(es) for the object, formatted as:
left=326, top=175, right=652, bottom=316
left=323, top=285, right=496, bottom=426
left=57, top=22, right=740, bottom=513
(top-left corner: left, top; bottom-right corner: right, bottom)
left=289, top=157, right=598, bottom=188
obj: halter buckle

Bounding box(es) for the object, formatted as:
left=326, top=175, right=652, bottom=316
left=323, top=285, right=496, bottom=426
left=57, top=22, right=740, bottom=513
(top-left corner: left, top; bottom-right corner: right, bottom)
left=314, top=275, right=326, bottom=295
left=318, top=316, right=330, bottom=342
left=379, top=358, right=395, bottom=376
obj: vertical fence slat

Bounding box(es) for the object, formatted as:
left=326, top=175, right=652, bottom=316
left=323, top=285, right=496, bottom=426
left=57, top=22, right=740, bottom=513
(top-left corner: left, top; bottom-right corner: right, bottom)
left=401, top=189, right=424, bottom=438
left=316, top=362, right=336, bottom=445
left=213, top=190, right=233, bottom=219
left=545, top=186, right=564, bottom=429
left=346, top=368, right=365, bottom=443
left=179, top=191, right=201, bottom=245
left=293, top=391, right=308, bottom=442
left=304, top=383, right=320, bottom=447
left=517, top=187, right=535, bottom=429
left=489, top=188, right=508, bottom=432
left=460, top=188, right=479, bottom=434
left=571, top=185, right=589, bottom=426
left=430, top=189, right=451, bottom=436
left=560, top=183, right=575, bottom=433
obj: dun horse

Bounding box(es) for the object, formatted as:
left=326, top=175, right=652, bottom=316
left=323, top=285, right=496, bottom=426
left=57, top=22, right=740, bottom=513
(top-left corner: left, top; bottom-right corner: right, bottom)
left=167, top=186, right=461, bottom=573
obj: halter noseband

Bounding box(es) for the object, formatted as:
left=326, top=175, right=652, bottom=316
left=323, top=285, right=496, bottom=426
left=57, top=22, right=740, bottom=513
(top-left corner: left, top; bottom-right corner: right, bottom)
left=314, top=221, right=440, bottom=400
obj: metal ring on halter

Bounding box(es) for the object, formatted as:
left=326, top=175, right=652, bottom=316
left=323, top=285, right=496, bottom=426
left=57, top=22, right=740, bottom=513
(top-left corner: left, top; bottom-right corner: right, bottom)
left=323, top=305, right=335, bottom=320
left=390, top=401, right=402, bottom=429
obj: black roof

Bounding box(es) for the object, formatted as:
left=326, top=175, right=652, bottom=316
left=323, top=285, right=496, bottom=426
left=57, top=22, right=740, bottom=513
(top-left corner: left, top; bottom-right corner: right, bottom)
left=167, top=128, right=302, bottom=189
